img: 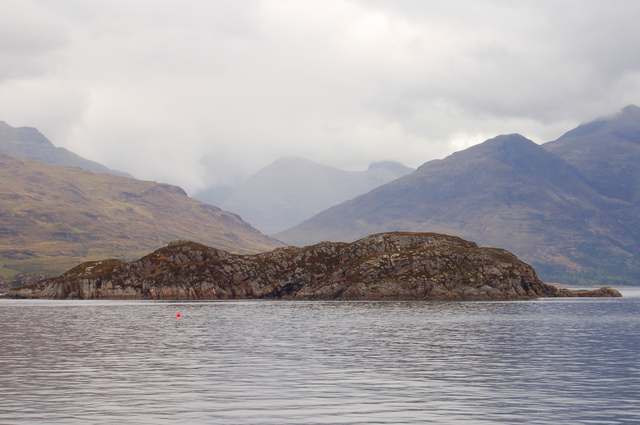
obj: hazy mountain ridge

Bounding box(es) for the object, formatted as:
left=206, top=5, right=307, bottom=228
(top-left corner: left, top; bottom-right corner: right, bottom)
left=0, top=154, right=280, bottom=280
left=0, top=121, right=130, bottom=177
left=198, top=157, right=413, bottom=234
left=278, top=107, right=640, bottom=285
left=544, top=105, right=640, bottom=204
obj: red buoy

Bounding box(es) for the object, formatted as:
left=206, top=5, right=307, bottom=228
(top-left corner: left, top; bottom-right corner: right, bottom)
left=176, top=311, right=182, bottom=319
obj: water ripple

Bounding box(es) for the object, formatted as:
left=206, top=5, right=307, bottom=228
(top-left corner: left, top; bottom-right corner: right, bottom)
left=1, top=298, right=639, bottom=424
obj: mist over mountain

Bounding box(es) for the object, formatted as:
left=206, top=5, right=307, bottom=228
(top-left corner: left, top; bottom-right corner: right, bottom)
left=194, top=184, right=236, bottom=207
left=0, top=121, right=129, bottom=177
left=545, top=105, right=640, bottom=204
left=197, top=157, right=413, bottom=234
left=278, top=107, right=640, bottom=285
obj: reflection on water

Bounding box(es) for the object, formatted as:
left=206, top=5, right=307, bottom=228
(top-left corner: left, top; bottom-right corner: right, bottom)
left=1, top=296, right=639, bottom=424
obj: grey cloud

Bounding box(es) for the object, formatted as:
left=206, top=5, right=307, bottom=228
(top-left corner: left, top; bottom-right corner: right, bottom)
left=0, top=1, right=639, bottom=192
left=0, top=1, right=68, bottom=81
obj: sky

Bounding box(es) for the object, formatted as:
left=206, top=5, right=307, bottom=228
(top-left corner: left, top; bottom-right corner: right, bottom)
left=1, top=0, right=640, bottom=193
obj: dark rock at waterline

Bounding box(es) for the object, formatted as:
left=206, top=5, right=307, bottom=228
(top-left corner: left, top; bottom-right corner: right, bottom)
left=552, top=286, right=622, bottom=298
left=8, top=232, right=621, bottom=301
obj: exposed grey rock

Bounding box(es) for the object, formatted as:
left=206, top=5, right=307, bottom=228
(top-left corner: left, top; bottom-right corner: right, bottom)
left=9, top=232, right=621, bottom=300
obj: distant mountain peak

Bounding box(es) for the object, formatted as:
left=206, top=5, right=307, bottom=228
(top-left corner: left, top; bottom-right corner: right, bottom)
left=265, top=156, right=414, bottom=178
left=484, top=133, right=534, bottom=145
left=210, top=156, right=414, bottom=234
left=267, top=156, right=334, bottom=172
left=621, top=104, right=640, bottom=115
left=548, top=105, right=640, bottom=144
left=602, top=104, right=640, bottom=123
left=272, top=155, right=315, bottom=165
left=368, top=160, right=400, bottom=168
left=0, top=120, right=130, bottom=176
left=367, top=160, right=412, bottom=172
left=545, top=105, right=640, bottom=204
left=17, top=127, right=50, bottom=145
left=0, top=121, right=50, bottom=145
left=456, top=133, right=539, bottom=158
left=414, top=133, right=540, bottom=173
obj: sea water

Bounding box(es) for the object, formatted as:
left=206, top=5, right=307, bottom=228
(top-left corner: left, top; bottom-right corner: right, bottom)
left=1, top=290, right=639, bottom=424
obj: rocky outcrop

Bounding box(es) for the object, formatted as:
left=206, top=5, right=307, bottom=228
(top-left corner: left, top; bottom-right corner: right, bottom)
left=549, top=286, right=623, bottom=298
left=9, top=232, right=622, bottom=301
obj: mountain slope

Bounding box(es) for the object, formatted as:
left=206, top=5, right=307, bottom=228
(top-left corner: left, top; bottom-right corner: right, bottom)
left=545, top=105, right=640, bottom=204
left=0, top=121, right=129, bottom=177
left=204, top=157, right=413, bottom=234
left=278, top=133, right=640, bottom=284
left=0, top=154, right=280, bottom=279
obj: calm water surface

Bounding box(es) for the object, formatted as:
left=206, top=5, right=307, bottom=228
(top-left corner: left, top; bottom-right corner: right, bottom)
left=1, top=289, right=639, bottom=424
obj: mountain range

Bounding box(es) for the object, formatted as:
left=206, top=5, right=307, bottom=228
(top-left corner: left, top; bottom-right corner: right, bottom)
left=197, top=157, right=413, bottom=234
left=278, top=106, right=640, bottom=285
left=3, top=106, right=640, bottom=285
left=0, top=132, right=279, bottom=280
left=0, top=121, right=129, bottom=177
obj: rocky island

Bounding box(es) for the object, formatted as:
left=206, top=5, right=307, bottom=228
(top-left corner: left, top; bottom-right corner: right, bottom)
left=8, top=232, right=621, bottom=300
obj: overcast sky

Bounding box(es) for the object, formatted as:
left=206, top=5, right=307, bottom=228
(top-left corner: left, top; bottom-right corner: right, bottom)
left=1, top=0, right=640, bottom=192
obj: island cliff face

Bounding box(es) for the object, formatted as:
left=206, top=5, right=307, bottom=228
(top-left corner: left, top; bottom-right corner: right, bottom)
left=9, top=233, right=621, bottom=300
